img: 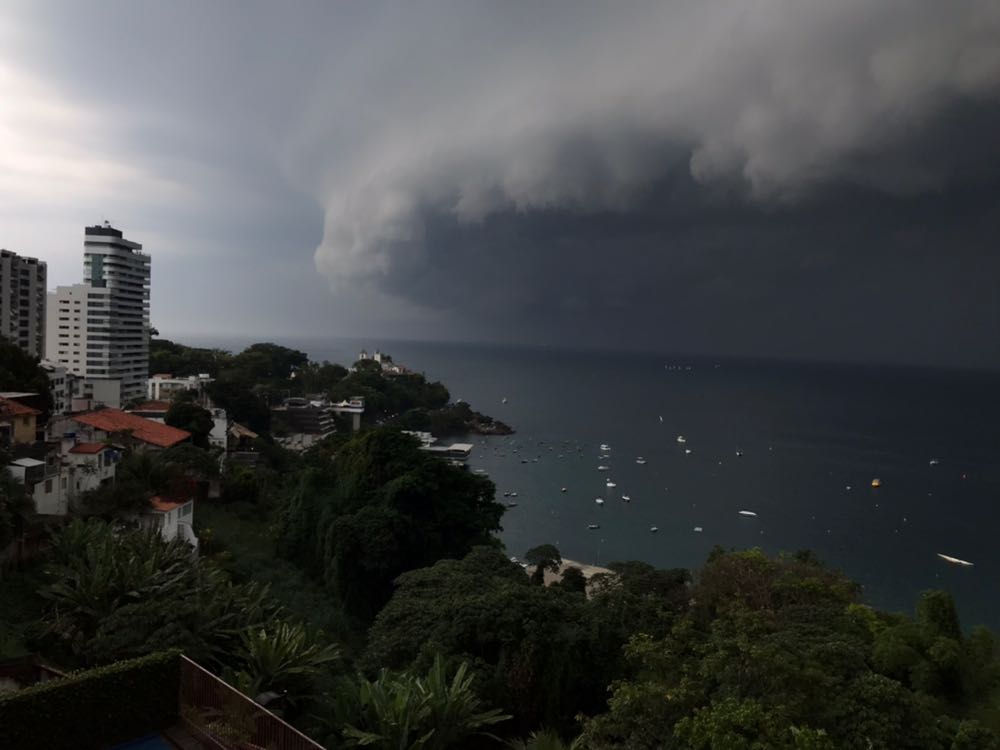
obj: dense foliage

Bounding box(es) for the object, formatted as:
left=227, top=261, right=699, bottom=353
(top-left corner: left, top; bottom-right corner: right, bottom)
left=276, top=429, right=504, bottom=620
left=0, top=650, right=181, bottom=750
left=35, top=519, right=277, bottom=667
left=2, top=338, right=997, bottom=749
left=578, top=548, right=1000, bottom=750
left=320, top=655, right=510, bottom=749
left=0, top=336, right=52, bottom=416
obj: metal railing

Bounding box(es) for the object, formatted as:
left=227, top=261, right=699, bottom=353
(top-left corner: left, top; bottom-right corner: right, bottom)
left=178, top=655, right=325, bottom=750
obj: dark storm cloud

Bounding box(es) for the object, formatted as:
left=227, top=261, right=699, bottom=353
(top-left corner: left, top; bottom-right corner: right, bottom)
left=2, top=1, right=999, bottom=364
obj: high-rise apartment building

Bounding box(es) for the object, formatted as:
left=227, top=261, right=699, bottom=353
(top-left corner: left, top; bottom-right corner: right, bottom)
left=0, top=248, right=47, bottom=358
left=46, top=224, right=151, bottom=406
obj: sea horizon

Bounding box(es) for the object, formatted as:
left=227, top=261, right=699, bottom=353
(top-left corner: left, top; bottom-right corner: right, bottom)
left=170, top=333, right=1000, bottom=630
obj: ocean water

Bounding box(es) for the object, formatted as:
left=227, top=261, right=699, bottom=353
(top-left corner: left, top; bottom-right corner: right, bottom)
left=184, top=334, right=1000, bottom=628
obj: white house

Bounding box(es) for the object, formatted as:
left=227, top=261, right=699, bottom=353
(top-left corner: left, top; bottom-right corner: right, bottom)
left=140, top=496, right=198, bottom=550
left=64, top=443, right=118, bottom=496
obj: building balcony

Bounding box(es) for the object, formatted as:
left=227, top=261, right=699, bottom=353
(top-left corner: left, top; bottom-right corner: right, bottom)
left=0, top=652, right=325, bottom=750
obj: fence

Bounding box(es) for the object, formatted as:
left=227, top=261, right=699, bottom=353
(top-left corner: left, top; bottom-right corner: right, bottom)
left=178, top=656, right=326, bottom=750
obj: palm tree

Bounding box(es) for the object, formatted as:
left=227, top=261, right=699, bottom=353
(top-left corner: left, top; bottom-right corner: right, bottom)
left=507, top=730, right=583, bottom=750
left=329, top=655, right=509, bottom=749
left=226, top=621, right=340, bottom=710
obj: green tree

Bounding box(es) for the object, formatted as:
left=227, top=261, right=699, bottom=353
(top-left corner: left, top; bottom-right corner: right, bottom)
left=165, top=400, right=214, bottom=448
left=225, top=621, right=340, bottom=716
left=364, top=548, right=622, bottom=734
left=558, top=566, right=587, bottom=594
left=525, top=544, right=562, bottom=586
left=0, top=456, right=33, bottom=549
left=507, top=729, right=582, bottom=750
left=0, top=336, right=52, bottom=415
left=228, top=343, right=308, bottom=381
left=324, top=654, right=509, bottom=750
left=207, top=377, right=271, bottom=433
left=275, top=429, right=503, bottom=621
left=36, top=519, right=277, bottom=667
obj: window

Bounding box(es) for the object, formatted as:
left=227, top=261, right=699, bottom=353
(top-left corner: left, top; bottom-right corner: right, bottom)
left=44, top=479, right=52, bottom=493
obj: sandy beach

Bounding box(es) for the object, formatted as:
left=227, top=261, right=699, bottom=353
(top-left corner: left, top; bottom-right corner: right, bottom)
left=540, top=558, right=613, bottom=587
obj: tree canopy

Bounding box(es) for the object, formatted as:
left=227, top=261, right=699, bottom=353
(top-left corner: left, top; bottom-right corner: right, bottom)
left=275, top=428, right=504, bottom=621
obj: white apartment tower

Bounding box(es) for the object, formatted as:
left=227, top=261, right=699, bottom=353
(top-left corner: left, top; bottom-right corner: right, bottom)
left=46, top=224, right=151, bottom=406
left=0, top=248, right=47, bottom=357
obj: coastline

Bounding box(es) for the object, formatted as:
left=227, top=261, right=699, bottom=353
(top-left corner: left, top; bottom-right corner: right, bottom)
left=540, top=558, right=612, bottom=587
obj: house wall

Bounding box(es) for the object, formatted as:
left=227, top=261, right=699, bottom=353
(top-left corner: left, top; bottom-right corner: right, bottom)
left=32, top=471, right=68, bottom=515
left=10, top=414, right=36, bottom=444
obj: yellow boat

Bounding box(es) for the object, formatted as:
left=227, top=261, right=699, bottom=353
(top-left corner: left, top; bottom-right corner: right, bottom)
left=871, top=478, right=882, bottom=488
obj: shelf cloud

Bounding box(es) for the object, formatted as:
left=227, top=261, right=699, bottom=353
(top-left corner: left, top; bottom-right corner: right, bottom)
left=3, top=1, right=999, bottom=364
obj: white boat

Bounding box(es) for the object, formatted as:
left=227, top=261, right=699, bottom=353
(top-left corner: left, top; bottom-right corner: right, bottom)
left=588, top=524, right=600, bottom=530
left=937, top=553, right=974, bottom=567
left=560, top=487, right=567, bottom=493
left=735, top=450, right=744, bottom=457
left=509, top=556, right=519, bottom=564
left=606, top=480, right=617, bottom=488
left=738, top=510, right=758, bottom=517
left=684, top=449, right=692, bottom=455
left=659, top=416, right=664, bottom=423
left=649, top=526, right=659, bottom=533
left=600, top=443, right=611, bottom=451
left=693, top=526, right=703, bottom=532
left=621, top=494, right=631, bottom=501
left=597, top=465, right=609, bottom=471
left=929, top=459, right=940, bottom=466
left=509, top=491, right=518, bottom=497
left=501, top=397, right=508, bottom=404
left=635, top=457, right=647, bottom=465
left=676, top=436, right=687, bottom=444
left=595, top=498, right=605, bottom=505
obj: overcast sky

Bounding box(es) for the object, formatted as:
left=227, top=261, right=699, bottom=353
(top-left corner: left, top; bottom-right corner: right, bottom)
left=2, top=1, right=998, bottom=367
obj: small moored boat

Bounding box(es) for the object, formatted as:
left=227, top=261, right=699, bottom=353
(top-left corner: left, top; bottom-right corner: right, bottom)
left=649, top=526, right=659, bottom=533
left=588, top=524, right=600, bottom=530
left=738, top=510, right=757, bottom=517
left=595, top=498, right=605, bottom=505
left=937, top=553, right=973, bottom=567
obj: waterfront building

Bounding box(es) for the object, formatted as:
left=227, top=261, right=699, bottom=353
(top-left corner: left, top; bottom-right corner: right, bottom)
left=0, top=248, right=47, bottom=357
left=46, top=224, right=151, bottom=406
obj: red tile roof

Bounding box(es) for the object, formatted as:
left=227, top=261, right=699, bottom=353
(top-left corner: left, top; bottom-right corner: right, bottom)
left=72, top=408, right=190, bottom=448
left=68, top=442, right=108, bottom=454
left=0, top=397, right=41, bottom=418
left=149, top=496, right=190, bottom=513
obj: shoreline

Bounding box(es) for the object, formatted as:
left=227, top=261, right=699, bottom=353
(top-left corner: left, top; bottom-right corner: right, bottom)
left=541, top=558, right=612, bottom=587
